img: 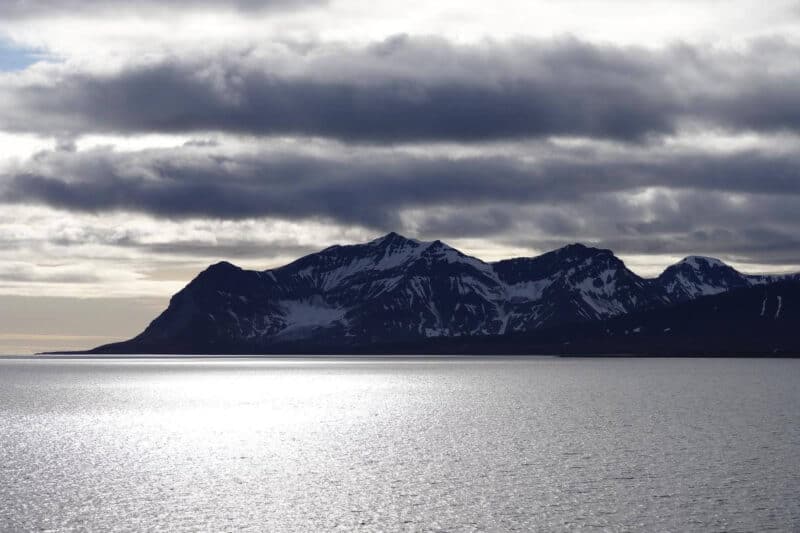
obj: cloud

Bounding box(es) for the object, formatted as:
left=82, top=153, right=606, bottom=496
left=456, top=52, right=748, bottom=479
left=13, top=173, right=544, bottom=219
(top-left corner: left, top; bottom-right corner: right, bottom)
left=1, top=34, right=800, bottom=282
left=2, top=144, right=642, bottom=226
left=3, top=141, right=800, bottom=269
left=0, top=38, right=678, bottom=142
left=0, top=262, right=102, bottom=283
left=491, top=188, right=800, bottom=267
left=2, top=37, right=800, bottom=143
left=0, top=203, right=372, bottom=298
left=6, top=142, right=800, bottom=217
left=0, top=37, right=775, bottom=143
left=116, top=237, right=318, bottom=259
left=0, top=0, right=325, bottom=18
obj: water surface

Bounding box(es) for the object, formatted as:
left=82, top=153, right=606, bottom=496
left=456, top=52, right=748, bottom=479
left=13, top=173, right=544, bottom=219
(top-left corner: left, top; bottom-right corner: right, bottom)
left=1, top=357, right=798, bottom=531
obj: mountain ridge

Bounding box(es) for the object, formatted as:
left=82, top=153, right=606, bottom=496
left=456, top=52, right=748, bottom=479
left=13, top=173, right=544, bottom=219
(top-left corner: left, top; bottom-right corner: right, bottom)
left=84, top=232, right=799, bottom=355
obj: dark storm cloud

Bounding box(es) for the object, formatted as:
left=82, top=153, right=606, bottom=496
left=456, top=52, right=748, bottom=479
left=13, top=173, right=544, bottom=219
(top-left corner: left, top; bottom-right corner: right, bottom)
left=3, top=142, right=800, bottom=265
left=0, top=39, right=676, bottom=142
left=526, top=227, right=800, bottom=268
left=610, top=228, right=800, bottom=265
left=2, top=149, right=553, bottom=227
left=4, top=143, right=800, bottom=225
left=2, top=37, right=800, bottom=142
left=504, top=190, right=800, bottom=267
left=410, top=208, right=516, bottom=238
left=0, top=38, right=710, bottom=142
left=700, top=81, right=800, bottom=135
left=0, top=0, right=325, bottom=17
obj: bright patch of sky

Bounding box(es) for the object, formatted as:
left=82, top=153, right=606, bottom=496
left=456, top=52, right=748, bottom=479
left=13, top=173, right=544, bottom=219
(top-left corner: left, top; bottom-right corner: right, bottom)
left=0, top=39, right=45, bottom=71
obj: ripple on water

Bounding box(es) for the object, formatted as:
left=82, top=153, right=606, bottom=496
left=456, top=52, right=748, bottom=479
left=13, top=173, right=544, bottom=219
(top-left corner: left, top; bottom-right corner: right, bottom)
left=0, top=357, right=799, bottom=531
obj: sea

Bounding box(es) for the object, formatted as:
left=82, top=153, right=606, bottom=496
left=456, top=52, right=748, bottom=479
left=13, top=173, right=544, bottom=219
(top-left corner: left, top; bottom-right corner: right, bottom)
left=1, top=356, right=798, bottom=532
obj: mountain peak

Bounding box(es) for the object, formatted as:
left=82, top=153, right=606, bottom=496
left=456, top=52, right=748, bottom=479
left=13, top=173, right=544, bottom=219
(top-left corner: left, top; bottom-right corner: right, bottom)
left=552, top=242, right=615, bottom=260
left=659, top=255, right=751, bottom=301
left=369, top=231, right=419, bottom=246
left=188, top=260, right=246, bottom=290
left=677, top=256, right=728, bottom=270
left=559, top=242, right=604, bottom=252
left=206, top=260, right=241, bottom=272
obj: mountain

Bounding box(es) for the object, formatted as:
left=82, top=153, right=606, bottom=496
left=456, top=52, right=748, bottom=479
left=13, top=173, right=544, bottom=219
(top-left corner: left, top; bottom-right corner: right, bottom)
left=553, top=279, right=800, bottom=355
left=409, top=280, right=800, bottom=356
left=493, top=243, right=669, bottom=331
left=87, top=233, right=798, bottom=354
left=657, top=255, right=771, bottom=301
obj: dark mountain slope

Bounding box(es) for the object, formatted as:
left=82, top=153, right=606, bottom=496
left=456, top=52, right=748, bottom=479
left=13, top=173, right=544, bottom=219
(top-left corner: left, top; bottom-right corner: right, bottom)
left=86, top=233, right=798, bottom=355
left=400, top=281, right=800, bottom=356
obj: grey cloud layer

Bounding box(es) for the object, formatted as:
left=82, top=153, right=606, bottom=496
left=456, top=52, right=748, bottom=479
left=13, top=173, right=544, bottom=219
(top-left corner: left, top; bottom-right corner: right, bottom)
left=4, top=143, right=800, bottom=263
left=2, top=35, right=800, bottom=268
left=6, top=145, right=800, bottom=218
left=3, top=38, right=799, bottom=142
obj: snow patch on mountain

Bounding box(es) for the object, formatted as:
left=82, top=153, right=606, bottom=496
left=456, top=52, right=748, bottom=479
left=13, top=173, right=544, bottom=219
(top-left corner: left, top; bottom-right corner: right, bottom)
left=663, top=274, right=729, bottom=298
left=424, top=241, right=496, bottom=276
left=505, top=277, right=554, bottom=301
left=277, top=298, right=347, bottom=337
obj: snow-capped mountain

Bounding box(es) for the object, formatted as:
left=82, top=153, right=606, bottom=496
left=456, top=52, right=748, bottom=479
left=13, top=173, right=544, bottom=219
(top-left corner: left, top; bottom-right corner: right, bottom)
left=415, top=280, right=800, bottom=356
left=89, top=233, right=796, bottom=354
left=494, top=243, right=669, bottom=332
left=657, top=255, right=771, bottom=301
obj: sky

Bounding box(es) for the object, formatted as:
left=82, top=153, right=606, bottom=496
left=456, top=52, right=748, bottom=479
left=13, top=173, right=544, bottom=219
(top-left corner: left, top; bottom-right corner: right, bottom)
left=1, top=0, right=800, bottom=353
